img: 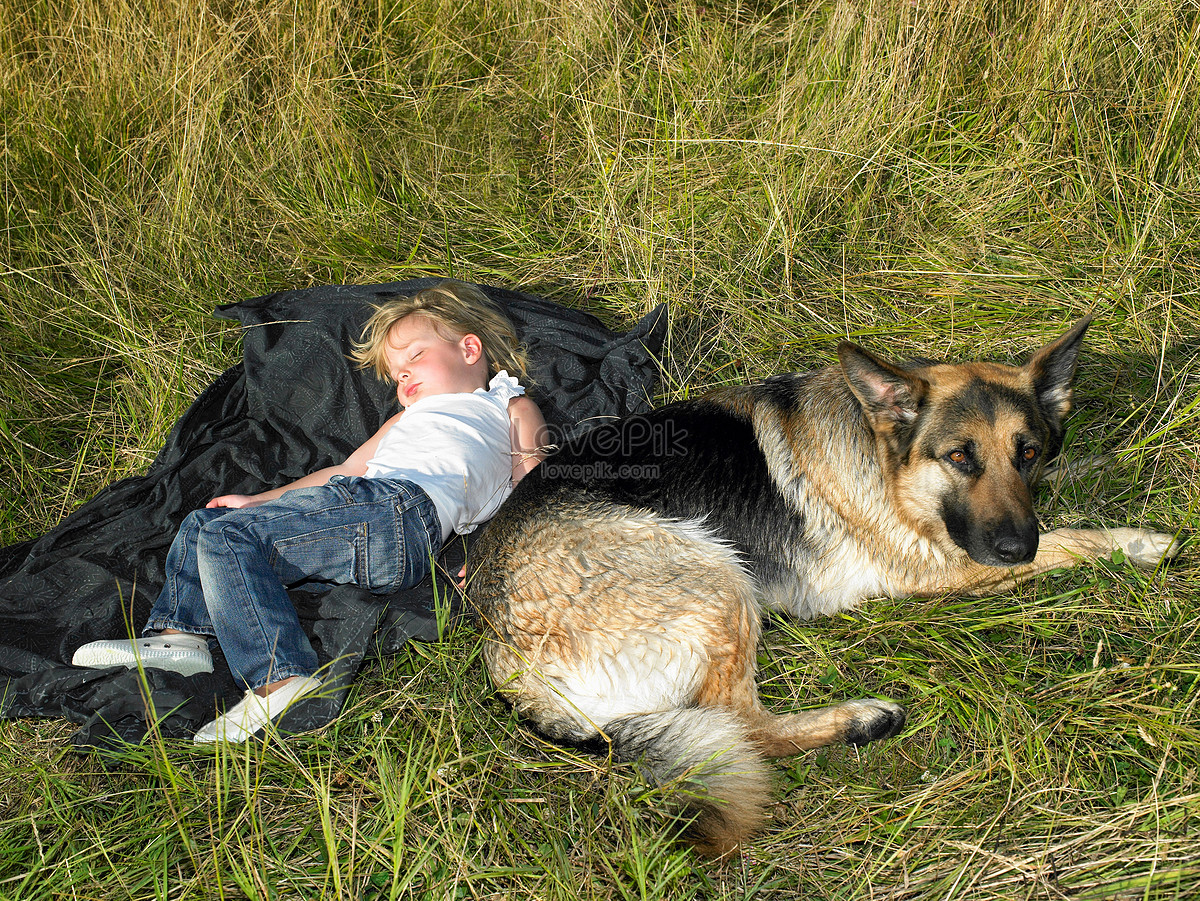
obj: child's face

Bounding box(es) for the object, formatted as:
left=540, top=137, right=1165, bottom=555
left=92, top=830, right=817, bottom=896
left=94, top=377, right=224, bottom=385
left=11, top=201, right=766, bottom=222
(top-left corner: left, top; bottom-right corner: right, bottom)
left=384, top=314, right=489, bottom=408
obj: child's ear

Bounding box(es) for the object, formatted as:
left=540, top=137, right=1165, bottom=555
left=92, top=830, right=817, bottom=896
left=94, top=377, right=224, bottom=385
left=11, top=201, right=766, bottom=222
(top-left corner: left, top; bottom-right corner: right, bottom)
left=460, top=333, right=484, bottom=364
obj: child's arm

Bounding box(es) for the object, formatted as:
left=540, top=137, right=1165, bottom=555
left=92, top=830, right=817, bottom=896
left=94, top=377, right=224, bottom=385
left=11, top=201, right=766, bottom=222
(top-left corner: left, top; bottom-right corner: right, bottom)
left=208, top=409, right=406, bottom=509
left=508, top=395, right=550, bottom=484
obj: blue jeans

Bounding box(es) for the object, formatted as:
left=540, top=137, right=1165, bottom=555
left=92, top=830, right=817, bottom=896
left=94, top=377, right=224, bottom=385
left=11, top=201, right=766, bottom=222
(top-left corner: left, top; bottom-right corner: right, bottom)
left=145, top=477, right=442, bottom=691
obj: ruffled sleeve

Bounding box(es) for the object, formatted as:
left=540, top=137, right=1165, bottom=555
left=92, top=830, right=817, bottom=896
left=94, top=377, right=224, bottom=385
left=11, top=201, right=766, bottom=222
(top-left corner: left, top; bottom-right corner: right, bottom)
left=484, top=370, right=525, bottom=403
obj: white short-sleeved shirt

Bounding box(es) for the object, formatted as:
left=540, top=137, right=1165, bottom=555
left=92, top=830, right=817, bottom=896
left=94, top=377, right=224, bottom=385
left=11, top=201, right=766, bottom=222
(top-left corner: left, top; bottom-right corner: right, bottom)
left=364, top=371, right=523, bottom=541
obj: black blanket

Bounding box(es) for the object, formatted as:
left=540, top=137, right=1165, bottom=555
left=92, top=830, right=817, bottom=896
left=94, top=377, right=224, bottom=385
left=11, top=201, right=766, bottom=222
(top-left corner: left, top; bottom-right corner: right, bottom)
left=0, top=280, right=667, bottom=751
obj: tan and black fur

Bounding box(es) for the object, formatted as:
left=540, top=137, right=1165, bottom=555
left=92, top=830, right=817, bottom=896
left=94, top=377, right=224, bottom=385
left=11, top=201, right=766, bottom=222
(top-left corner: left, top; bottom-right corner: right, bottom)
left=468, top=318, right=1181, bottom=856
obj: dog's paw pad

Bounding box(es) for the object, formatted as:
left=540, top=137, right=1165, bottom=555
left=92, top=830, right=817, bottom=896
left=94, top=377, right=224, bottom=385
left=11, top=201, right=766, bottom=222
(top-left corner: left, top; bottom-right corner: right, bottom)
left=1115, top=529, right=1184, bottom=566
left=842, top=699, right=906, bottom=746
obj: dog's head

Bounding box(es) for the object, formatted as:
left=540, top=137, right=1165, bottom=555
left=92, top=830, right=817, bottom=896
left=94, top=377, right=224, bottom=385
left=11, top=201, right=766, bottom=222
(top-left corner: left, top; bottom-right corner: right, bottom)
left=838, top=318, right=1091, bottom=567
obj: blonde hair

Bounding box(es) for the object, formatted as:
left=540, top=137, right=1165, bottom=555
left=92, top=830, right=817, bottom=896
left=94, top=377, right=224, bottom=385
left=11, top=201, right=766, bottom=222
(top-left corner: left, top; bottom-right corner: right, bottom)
left=352, top=280, right=529, bottom=382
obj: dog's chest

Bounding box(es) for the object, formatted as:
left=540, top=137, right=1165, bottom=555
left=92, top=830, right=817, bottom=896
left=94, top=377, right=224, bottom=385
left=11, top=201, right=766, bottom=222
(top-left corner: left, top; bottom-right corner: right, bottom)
left=759, top=544, right=892, bottom=619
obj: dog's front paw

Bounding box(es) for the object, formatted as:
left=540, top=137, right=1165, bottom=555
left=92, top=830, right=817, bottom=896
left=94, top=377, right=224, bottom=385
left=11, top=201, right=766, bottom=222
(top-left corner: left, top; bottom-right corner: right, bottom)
left=1111, top=528, right=1184, bottom=567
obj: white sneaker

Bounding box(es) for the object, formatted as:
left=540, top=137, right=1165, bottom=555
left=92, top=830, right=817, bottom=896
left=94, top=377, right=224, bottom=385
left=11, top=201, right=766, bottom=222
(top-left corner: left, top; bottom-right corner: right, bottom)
left=72, top=633, right=214, bottom=676
left=193, top=676, right=322, bottom=743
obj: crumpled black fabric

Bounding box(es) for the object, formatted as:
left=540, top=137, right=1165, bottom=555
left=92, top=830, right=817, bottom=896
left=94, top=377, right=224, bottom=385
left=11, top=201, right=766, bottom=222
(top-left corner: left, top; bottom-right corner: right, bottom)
left=0, top=279, right=667, bottom=753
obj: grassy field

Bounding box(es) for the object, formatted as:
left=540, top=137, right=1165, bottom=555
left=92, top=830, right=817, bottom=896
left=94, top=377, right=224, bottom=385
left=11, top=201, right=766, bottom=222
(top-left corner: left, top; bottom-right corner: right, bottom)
left=2, top=0, right=1198, bottom=897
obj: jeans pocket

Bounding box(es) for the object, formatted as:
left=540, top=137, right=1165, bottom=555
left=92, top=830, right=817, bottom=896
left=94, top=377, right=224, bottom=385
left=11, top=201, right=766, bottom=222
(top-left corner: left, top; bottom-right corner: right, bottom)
left=372, top=490, right=439, bottom=591
left=270, top=525, right=366, bottom=586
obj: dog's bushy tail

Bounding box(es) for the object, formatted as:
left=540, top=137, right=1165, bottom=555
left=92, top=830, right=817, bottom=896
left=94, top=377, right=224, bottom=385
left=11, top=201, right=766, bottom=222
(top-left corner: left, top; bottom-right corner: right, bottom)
left=605, top=707, right=772, bottom=858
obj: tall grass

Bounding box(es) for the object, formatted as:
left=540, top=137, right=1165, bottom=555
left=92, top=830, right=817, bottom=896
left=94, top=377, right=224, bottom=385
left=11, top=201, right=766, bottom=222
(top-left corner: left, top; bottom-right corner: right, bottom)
left=2, top=0, right=1197, bottom=897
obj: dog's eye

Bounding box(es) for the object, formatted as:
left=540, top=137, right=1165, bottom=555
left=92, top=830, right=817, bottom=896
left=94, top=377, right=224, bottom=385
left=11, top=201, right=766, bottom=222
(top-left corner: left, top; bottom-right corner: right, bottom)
left=947, top=449, right=967, bottom=465
left=1022, top=446, right=1039, bottom=462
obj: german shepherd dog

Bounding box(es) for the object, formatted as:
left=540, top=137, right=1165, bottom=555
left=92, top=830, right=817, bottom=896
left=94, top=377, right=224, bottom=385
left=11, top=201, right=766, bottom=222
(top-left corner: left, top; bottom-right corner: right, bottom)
left=468, top=318, right=1181, bottom=856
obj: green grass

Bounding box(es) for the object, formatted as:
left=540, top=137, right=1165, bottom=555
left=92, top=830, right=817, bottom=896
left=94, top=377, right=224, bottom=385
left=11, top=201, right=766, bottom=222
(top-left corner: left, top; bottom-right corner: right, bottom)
left=2, top=0, right=1198, bottom=897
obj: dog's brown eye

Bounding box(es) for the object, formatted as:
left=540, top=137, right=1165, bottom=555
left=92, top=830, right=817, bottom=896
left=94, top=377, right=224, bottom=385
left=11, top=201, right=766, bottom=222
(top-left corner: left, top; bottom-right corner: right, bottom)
left=1023, top=447, right=1039, bottom=461
left=948, top=449, right=967, bottom=464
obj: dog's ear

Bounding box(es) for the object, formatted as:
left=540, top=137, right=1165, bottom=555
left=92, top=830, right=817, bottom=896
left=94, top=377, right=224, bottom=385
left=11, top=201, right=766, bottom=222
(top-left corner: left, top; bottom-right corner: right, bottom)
left=838, top=343, right=928, bottom=430
left=1024, top=317, right=1091, bottom=428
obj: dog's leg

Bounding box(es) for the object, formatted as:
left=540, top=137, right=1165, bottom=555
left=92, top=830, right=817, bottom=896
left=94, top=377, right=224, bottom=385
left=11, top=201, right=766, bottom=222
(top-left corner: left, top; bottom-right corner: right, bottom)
left=687, top=619, right=907, bottom=758
left=940, top=527, right=1183, bottom=595
left=740, top=699, right=907, bottom=758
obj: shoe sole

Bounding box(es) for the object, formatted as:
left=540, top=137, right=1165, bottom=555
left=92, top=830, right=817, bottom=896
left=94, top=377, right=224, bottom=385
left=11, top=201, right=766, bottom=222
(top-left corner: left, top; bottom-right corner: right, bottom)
left=72, top=643, right=214, bottom=676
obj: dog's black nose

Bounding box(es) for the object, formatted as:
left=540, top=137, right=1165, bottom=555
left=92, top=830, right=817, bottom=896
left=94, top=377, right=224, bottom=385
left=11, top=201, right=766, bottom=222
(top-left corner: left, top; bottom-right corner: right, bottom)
left=986, top=515, right=1040, bottom=565
left=992, top=531, right=1037, bottom=564
left=993, top=538, right=1032, bottom=563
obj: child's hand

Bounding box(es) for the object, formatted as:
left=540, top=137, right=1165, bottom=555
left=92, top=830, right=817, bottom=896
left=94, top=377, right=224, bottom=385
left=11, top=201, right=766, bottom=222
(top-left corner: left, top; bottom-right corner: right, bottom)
left=207, top=494, right=263, bottom=509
